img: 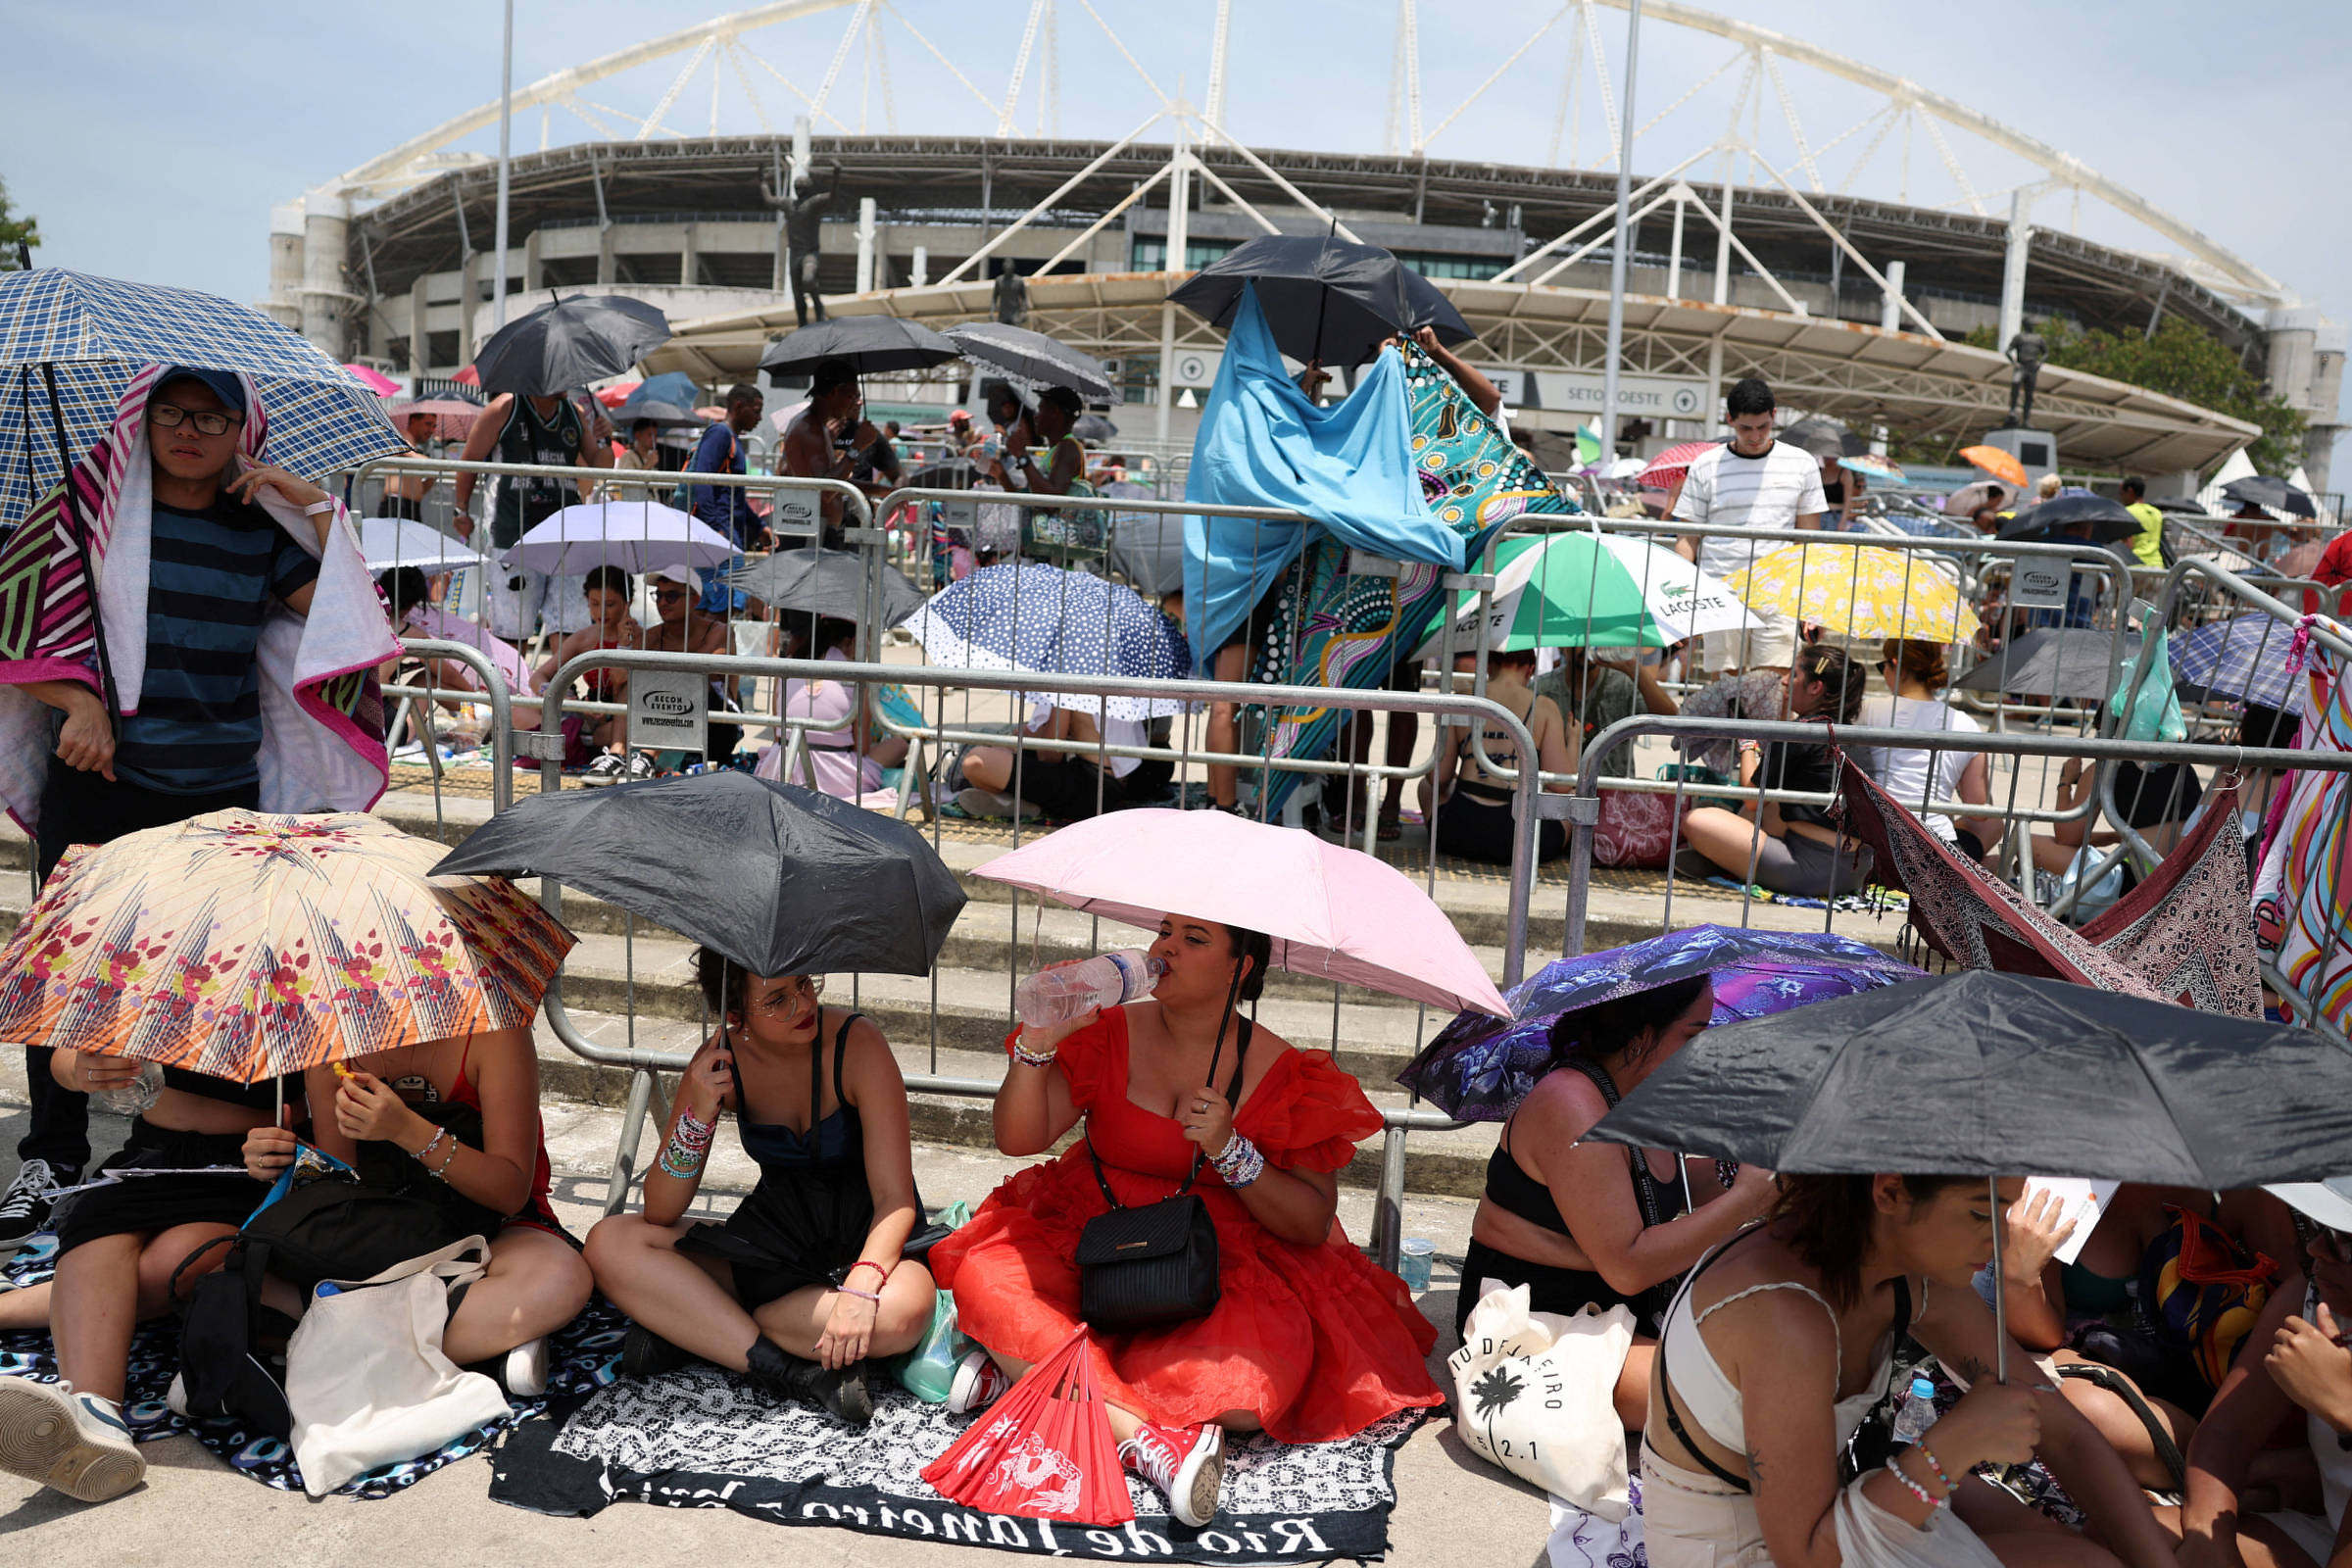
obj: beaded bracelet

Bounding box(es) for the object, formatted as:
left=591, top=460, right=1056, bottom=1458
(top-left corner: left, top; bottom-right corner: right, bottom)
left=413, top=1126, right=450, bottom=1166
left=846, top=1259, right=891, bottom=1285
left=427, top=1133, right=461, bottom=1181
left=836, top=1286, right=883, bottom=1303
left=1883, top=1456, right=1939, bottom=1508
left=1011, top=1040, right=1058, bottom=1068
left=1910, top=1440, right=1952, bottom=1493
left=1209, top=1132, right=1265, bottom=1189
left=659, top=1107, right=717, bottom=1179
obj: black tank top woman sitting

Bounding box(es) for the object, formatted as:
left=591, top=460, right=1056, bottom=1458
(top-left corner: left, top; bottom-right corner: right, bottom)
left=1457, top=976, right=1779, bottom=1430
left=585, top=949, right=933, bottom=1426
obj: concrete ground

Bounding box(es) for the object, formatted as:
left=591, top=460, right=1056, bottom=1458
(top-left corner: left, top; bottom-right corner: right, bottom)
left=0, top=1078, right=1553, bottom=1568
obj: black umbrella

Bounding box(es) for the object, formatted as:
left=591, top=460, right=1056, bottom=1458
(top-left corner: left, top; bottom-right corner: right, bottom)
left=1590, top=970, right=2352, bottom=1187
left=760, top=316, right=959, bottom=380
left=2222, top=474, right=2318, bottom=519
left=473, top=293, right=673, bottom=397
left=730, top=547, right=925, bottom=626
left=1590, top=969, right=2352, bottom=1379
left=1954, top=629, right=2132, bottom=702
left=1778, top=417, right=1848, bottom=461
left=1168, top=233, right=1472, bottom=368
left=1996, top=491, right=2141, bottom=544
left=432, top=771, right=965, bottom=977
left=612, top=399, right=703, bottom=427
left=942, top=321, right=1113, bottom=400
left=1073, top=414, right=1120, bottom=443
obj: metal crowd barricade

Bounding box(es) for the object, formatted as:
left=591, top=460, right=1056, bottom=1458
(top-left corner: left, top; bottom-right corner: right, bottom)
left=379, top=635, right=518, bottom=813
left=527, top=649, right=1544, bottom=1269
left=1561, top=713, right=2352, bottom=946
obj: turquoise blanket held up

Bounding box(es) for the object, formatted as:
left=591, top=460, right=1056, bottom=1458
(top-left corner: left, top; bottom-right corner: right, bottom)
left=1179, top=283, right=1460, bottom=668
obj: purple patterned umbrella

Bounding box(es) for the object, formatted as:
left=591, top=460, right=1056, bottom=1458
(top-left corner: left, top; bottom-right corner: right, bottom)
left=1397, top=924, right=1922, bottom=1121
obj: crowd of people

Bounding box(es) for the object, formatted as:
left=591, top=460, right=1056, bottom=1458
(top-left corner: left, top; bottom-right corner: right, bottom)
left=0, top=338, right=2339, bottom=1568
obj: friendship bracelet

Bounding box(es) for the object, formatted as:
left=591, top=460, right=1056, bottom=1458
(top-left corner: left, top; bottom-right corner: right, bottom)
left=1011, top=1039, right=1059, bottom=1068
left=846, top=1260, right=890, bottom=1284
left=412, top=1126, right=449, bottom=1165
left=658, top=1107, right=717, bottom=1179
left=836, top=1286, right=883, bottom=1303
left=1883, top=1456, right=1940, bottom=1509
left=1910, top=1440, right=1952, bottom=1493
left=1209, top=1132, right=1265, bottom=1189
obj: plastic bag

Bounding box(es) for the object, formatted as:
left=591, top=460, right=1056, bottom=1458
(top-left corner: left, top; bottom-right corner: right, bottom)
left=895, top=1199, right=975, bottom=1402
left=2108, top=605, right=2186, bottom=743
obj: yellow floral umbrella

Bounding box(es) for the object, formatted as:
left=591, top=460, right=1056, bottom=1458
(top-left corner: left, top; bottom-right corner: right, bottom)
left=1727, top=542, right=1980, bottom=641
left=0, top=810, right=573, bottom=1082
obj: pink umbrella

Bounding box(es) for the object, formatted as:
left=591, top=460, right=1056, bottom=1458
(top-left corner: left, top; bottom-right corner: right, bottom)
left=1638, top=440, right=1719, bottom=488
left=344, top=363, right=403, bottom=398
left=391, top=398, right=483, bottom=442
left=973, top=809, right=1511, bottom=1017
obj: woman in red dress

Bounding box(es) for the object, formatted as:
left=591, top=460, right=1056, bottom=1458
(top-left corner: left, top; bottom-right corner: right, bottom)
left=926, top=912, right=1445, bottom=1528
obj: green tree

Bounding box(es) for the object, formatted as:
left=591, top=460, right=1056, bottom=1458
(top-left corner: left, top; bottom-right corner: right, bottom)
left=0, top=177, right=37, bottom=270
left=1960, top=317, right=2308, bottom=474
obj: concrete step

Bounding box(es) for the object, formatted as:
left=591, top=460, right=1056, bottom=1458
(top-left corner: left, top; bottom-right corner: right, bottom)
left=530, top=1001, right=1498, bottom=1200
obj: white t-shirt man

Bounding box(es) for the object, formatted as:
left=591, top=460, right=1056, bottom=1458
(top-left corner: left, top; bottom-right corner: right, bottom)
left=1675, top=438, right=1827, bottom=672
left=1853, top=693, right=1983, bottom=844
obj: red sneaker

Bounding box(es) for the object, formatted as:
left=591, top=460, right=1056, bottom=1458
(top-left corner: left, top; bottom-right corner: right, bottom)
left=1119, top=1420, right=1224, bottom=1528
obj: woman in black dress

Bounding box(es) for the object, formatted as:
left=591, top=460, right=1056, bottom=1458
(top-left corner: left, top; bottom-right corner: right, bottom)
left=584, top=950, right=934, bottom=1425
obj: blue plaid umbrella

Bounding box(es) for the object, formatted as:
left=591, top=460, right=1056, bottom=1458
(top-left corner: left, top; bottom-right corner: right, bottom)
left=2172, top=612, right=2309, bottom=711
left=0, top=269, right=407, bottom=518
left=1396, top=924, right=1921, bottom=1121
left=903, top=562, right=1190, bottom=720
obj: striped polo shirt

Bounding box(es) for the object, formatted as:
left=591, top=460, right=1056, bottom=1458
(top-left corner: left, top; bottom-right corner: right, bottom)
left=114, top=500, right=320, bottom=795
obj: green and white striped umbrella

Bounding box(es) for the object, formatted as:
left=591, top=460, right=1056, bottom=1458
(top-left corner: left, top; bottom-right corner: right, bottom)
left=1416, top=530, right=1755, bottom=656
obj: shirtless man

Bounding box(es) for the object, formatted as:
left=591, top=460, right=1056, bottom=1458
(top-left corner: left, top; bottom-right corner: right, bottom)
left=380, top=409, right=442, bottom=520
left=780, top=359, right=884, bottom=550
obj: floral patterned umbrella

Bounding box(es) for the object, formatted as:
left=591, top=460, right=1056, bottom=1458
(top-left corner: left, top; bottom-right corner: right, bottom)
left=0, top=810, right=573, bottom=1082
left=1396, top=924, right=1921, bottom=1121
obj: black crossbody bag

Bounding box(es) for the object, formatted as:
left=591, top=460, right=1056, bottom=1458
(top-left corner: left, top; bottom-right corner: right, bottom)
left=1075, top=1007, right=1252, bottom=1336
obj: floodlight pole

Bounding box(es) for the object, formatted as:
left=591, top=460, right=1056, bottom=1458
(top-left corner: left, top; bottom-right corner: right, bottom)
left=1155, top=121, right=1193, bottom=446
left=492, top=0, right=515, bottom=333
left=1598, top=0, right=1642, bottom=464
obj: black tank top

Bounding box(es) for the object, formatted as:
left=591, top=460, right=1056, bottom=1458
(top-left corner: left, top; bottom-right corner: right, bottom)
left=1485, top=1057, right=1689, bottom=1237
left=726, top=1012, right=863, bottom=1171
left=491, top=395, right=585, bottom=547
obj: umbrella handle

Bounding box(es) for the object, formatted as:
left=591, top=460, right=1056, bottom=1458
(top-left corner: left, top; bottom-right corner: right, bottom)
left=1988, top=1174, right=2009, bottom=1386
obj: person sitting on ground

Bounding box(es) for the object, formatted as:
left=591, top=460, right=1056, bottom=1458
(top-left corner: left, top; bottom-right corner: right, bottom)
left=518, top=564, right=642, bottom=776
left=1539, top=646, right=1682, bottom=769
left=927, top=914, right=1445, bottom=1527
left=242, top=1028, right=594, bottom=1400
left=2178, top=1202, right=2352, bottom=1568
left=1678, top=643, right=1878, bottom=896
left=769, top=616, right=909, bottom=801
left=1425, top=647, right=1580, bottom=864
left=586, top=954, right=933, bottom=1426
left=0, top=1062, right=302, bottom=1501
left=637, top=564, right=743, bottom=769
left=2030, top=757, right=2206, bottom=880
left=1642, top=1174, right=2180, bottom=1568
left=954, top=700, right=1148, bottom=822
left=1458, top=979, right=1778, bottom=1427
left=1998, top=1183, right=2295, bottom=1494
left=375, top=565, right=486, bottom=750
left=1853, top=638, right=1999, bottom=862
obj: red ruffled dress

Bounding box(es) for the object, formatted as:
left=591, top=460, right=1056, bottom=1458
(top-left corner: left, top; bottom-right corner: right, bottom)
left=927, top=1009, right=1444, bottom=1444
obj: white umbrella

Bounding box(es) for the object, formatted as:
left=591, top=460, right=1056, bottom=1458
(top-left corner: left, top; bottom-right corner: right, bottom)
left=500, top=501, right=740, bottom=576
left=359, top=516, right=486, bottom=575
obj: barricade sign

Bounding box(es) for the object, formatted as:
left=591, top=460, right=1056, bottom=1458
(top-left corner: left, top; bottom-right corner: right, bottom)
left=627, top=669, right=708, bottom=755
left=769, top=490, right=821, bottom=537
left=2011, top=558, right=2070, bottom=611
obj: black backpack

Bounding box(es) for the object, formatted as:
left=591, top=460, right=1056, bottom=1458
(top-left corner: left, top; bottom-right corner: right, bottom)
left=173, top=1105, right=500, bottom=1438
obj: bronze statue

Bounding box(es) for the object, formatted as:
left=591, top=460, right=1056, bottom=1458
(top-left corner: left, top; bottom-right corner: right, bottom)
left=2004, top=329, right=2046, bottom=428
left=761, top=159, right=842, bottom=327
left=991, top=258, right=1030, bottom=328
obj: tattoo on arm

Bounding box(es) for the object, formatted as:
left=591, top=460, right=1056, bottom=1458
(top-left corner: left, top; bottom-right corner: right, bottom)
left=1744, top=1447, right=1764, bottom=1489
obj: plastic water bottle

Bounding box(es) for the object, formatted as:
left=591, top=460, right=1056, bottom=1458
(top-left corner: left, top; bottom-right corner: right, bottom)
left=93, top=1061, right=165, bottom=1119
left=1014, top=950, right=1166, bottom=1028
left=1891, top=1374, right=1939, bottom=1445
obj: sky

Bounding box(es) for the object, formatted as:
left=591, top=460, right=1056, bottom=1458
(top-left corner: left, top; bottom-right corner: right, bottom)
left=4, top=0, right=2344, bottom=458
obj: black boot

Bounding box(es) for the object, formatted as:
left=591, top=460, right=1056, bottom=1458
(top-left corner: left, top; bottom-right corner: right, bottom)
left=622, top=1323, right=690, bottom=1381
left=746, top=1336, right=872, bottom=1427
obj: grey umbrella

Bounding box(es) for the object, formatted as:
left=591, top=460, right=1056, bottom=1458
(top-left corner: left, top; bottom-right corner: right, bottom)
left=731, top=547, right=925, bottom=626
left=942, top=321, right=1113, bottom=400
left=2222, top=475, right=2319, bottom=519
left=473, top=292, right=673, bottom=397
left=1954, top=629, right=2132, bottom=702
left=432, top=771, right=965, bottom=977
left=760, top=316, right=959, bottom=379
left=1106, top=514, right=1187, bottom=597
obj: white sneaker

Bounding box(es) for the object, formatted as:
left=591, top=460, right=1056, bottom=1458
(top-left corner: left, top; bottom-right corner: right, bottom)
left=580, top=752, right=629, bottom=786
left=0, top=1380, right=146, bottom=1502
left=505, top=1336, right=550, bottom=1398
left=945, top=1350, right=1012, bottom=1415
left=1121, top=1420, right=1223, bottom=1529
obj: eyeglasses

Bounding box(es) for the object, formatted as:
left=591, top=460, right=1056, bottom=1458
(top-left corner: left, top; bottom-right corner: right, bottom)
left=150, top=404, right=243, bottom=437
left=652, top=587, right=690, bottom=602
